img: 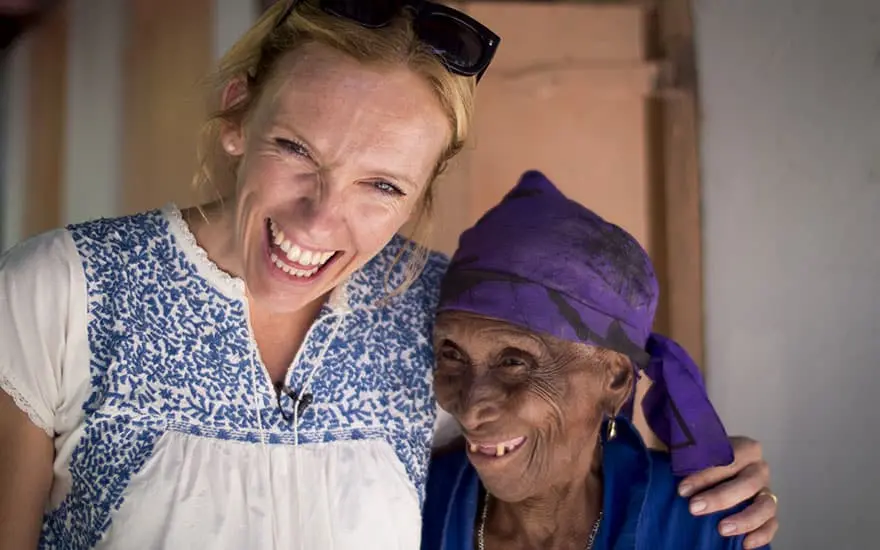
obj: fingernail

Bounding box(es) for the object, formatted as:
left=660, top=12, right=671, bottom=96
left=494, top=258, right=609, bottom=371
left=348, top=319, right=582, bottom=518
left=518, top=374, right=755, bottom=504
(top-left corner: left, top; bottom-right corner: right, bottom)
left=720, top=523, right=737, bottom=535
left=679, top=483, right=694, bottom=497
left=690, top=499, right=707, bottom=514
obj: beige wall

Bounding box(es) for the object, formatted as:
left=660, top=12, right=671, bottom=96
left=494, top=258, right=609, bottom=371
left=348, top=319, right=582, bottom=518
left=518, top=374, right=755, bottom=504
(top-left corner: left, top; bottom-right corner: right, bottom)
left=431, top=2, right=658, bottom=255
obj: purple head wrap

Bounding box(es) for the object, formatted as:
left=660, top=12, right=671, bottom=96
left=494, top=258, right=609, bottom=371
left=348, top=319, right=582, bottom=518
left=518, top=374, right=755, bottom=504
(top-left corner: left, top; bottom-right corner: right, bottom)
left=438, top=170, right=733, bottom=476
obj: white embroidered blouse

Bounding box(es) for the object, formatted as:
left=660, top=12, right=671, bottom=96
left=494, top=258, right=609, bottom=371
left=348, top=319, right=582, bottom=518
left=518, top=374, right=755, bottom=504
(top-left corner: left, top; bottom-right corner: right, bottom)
left=0, top=205, right=457, bottom=550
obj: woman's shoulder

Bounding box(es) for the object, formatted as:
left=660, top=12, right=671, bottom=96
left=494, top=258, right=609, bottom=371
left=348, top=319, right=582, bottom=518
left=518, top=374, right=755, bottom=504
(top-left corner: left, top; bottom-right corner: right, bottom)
left=358, top=235, right=450, bottom=309
left=65, top=208, right=170, bottom=253
left=637, top=451, right=761, bottom=550
left=1, top=228, right=90, bottom=436
left=1, top=208, right=176, bottom=297
left=1, top=227, right=81, bottom=283
left=412, top=248, right=450, bottom=306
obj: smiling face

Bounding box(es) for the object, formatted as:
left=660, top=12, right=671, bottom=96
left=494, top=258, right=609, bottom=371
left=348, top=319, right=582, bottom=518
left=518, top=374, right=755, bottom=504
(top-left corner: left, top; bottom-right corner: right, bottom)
left=219, top=42, right=451, bottom=311
left=433, top=311, right=633, bottom=502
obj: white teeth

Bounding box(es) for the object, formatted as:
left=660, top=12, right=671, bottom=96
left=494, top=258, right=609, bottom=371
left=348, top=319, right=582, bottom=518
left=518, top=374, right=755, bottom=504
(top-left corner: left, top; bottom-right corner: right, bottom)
left=271, top=254, right=291, bottom=274
left=286, top=244, right=302, bottom=263
left=270, top=253, right=319, bottom=278
left=268, top=219, right=336, bottom=270
left=496, top=444, right=505, bottom=457
left=469, top=443, right=479, bottom=453
left=308, top=251, right=330, bottom=266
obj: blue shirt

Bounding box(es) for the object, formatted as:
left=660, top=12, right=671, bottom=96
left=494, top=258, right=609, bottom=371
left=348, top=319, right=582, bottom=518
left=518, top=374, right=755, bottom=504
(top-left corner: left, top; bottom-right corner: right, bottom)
left=422, top=418, right=768, bottom=550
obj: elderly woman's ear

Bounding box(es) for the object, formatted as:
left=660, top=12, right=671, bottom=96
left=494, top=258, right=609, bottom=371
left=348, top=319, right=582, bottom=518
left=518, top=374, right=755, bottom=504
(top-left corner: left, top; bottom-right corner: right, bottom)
left=601, top=352, right=635, bottom=415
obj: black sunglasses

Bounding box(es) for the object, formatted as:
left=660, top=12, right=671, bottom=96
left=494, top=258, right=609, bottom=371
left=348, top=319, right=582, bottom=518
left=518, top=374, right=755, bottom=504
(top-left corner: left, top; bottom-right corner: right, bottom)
left=274, top=0, right=500, bottom=82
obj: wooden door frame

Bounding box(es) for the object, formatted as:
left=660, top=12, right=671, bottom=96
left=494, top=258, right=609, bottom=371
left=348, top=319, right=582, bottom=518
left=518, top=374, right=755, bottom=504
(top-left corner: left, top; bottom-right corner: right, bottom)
left=122, top=0, right=214, bottom=214
left=651, top=0, right=706, bottom=369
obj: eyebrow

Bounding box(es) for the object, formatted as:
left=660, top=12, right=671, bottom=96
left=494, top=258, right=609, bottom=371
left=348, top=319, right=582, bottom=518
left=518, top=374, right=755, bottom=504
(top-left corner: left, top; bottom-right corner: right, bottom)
left=440, top=325, right=548, bottom=354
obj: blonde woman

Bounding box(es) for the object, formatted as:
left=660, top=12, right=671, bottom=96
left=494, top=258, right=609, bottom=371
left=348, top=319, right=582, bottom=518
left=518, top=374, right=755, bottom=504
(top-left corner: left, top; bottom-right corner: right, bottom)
left=0, top=1, right=776, bottom=549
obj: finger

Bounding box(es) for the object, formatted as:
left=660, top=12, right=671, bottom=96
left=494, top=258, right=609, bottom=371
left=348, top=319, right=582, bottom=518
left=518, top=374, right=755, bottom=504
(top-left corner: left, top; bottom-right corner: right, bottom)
left=679, top=463, right=740, bottom=498
left=716, top=492, right=778, bottom=537
left=678, top=437, right=764, bottom=497
left=727, top=436, right=764, bottom=464
left=687, top=462, right=769, bottom=515
left=742, top=518, right=779, bottom=549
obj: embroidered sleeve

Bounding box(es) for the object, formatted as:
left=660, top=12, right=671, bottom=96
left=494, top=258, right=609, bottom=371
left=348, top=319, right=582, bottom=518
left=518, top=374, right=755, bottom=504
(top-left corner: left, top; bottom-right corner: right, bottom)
left=0, top=230, right=84, bottom=436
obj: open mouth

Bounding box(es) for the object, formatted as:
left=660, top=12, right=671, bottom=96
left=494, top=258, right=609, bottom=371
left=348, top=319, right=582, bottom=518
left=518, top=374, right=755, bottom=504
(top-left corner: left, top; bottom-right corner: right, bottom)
left=465, top=436, right=527, bottom=459
left=266, top=218, right=340, bottom=280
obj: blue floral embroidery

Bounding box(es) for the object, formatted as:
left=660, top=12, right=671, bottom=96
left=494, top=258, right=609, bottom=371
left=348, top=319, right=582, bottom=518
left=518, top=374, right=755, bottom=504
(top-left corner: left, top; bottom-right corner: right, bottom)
left=40, top=210, right=446, bottom=548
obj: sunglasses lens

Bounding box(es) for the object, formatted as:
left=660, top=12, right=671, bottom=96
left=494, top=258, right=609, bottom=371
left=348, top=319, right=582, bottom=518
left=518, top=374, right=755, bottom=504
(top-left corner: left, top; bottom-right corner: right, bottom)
left=416, top=13, right=485, bottom=74
left=321, top=0, right=400, bottom=28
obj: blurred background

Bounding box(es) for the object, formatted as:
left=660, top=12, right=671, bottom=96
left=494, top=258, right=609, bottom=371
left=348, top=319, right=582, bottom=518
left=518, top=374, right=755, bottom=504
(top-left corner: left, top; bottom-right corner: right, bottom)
left=0, top=1, right=878, bottom=548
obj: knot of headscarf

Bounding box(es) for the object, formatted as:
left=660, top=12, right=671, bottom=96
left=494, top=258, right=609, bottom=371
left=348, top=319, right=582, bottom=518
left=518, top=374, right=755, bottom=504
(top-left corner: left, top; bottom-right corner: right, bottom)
left=438, top=170, right=733, bottom=476
left=644, top=333, right=734, bottom=475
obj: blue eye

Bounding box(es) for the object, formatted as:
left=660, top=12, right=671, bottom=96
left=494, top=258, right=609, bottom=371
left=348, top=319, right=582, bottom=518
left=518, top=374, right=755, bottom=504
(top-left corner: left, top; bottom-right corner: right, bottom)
left=275, top=138, right=310, bottom=158
left=372, top=180, right=405, bottom=196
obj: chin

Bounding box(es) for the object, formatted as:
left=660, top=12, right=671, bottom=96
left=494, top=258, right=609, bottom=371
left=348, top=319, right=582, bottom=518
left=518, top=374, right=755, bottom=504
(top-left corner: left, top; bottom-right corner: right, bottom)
left=467, top=439, right=542, bottom=503
left=471, top=465, right=535, bottom=503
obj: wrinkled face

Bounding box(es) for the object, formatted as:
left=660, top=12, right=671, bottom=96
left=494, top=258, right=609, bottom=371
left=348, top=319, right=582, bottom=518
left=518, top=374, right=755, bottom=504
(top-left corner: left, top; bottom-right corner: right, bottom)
left=221, top=42, right=450, bottom=311
left=433, top=311, right=621, bottom=502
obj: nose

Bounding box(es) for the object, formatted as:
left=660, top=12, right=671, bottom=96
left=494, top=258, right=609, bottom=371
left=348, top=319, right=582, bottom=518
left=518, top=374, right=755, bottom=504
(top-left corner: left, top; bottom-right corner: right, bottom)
left=295, top=174, right=343, bottom=237
left=455, top=376, right=505, bottom=433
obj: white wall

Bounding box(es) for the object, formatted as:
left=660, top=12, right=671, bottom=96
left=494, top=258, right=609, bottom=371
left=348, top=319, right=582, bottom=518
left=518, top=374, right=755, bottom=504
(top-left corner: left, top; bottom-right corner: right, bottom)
left=214, top=0, right=258, bottom=61
left=0, top=37, right=28, bottom=252
left=63, top=0, right=124, bottom=225
left=696, top=1, right=880, bottom=549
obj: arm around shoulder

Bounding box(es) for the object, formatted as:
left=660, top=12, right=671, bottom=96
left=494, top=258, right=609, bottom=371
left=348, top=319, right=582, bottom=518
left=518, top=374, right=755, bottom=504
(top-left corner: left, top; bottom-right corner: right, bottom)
left=0, top=229, right=84, bottom=549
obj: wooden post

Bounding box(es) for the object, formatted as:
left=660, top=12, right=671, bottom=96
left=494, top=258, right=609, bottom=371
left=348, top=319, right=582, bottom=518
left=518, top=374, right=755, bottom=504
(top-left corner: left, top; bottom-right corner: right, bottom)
left=122, top=0, right=214, bottom=214
left=23, top=2, right=66, bottom=238
left=654, top=0, right=706, bottom=369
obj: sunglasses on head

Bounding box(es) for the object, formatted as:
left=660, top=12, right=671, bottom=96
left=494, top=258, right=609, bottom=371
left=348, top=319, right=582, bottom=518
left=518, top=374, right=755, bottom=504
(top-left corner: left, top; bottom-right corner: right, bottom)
left=274, top=0, right=500, bottom=82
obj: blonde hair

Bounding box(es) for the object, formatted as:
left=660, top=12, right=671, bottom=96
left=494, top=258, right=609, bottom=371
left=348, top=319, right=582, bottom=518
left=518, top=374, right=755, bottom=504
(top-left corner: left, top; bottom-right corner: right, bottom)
left=194, top=1, right=477, bottom=293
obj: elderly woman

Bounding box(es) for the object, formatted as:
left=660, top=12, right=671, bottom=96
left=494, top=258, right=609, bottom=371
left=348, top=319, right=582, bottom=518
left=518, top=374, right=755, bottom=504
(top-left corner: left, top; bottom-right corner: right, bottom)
left=423, top=171, right=772, bottom=550
left=0, top=1, right=774, bottom=549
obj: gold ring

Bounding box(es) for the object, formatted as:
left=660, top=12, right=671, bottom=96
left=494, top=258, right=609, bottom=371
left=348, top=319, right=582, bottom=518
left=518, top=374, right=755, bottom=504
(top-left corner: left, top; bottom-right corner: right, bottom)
left=758, top=489, right=778, bottom=505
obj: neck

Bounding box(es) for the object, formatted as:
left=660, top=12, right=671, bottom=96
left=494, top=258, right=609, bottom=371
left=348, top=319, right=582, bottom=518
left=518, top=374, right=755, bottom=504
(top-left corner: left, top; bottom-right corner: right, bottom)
left=486, top=443, right=603, bottom=549
left=248, top=298, right=325, bottom=383
left=184, top=200, right=242, bottom=278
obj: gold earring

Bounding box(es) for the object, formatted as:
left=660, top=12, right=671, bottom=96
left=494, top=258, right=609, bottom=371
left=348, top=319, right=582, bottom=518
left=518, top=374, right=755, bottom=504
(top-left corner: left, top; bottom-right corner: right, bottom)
left=607, top=415, right=617, bottom=440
